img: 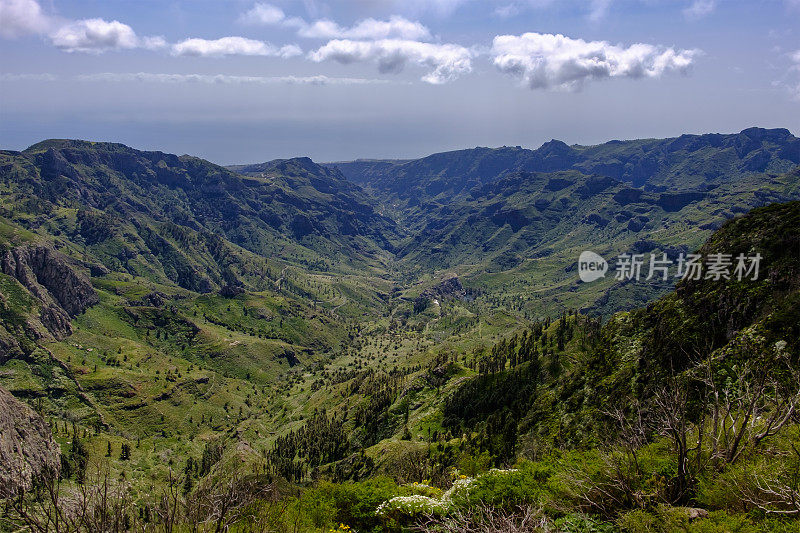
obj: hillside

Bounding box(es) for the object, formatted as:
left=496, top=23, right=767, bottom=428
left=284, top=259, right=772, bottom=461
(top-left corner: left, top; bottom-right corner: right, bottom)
left=331, top=128, right=799, bottom=203
left=3, top=195, right=795, bottom=531
left=1, top=140, right=399, bottom=281
left=0, top=133, right=798, bottom=532
left=324, top=128, right=800, bottom=317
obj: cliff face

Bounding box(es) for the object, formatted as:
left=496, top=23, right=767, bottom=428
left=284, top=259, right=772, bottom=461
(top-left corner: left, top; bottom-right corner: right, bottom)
left=0, top=386, right=60, bottom=497
left=0, top=245, right=98, bottom=341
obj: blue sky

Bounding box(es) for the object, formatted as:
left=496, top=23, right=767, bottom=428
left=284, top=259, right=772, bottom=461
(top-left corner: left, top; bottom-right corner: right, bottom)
left=1, top=0, right=798, bottom=164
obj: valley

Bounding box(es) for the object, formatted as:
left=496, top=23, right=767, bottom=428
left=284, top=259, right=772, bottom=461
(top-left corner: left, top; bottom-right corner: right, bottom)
left=1, top=128, right=799, bottom=532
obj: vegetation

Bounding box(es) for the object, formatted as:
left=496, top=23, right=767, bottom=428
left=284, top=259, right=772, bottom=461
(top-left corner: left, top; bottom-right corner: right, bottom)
left=0, top=132, right=799, bottom=531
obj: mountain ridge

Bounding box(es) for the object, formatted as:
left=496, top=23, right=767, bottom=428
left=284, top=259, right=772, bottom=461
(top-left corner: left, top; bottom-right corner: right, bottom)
left=327, top=127, right=798, bottom=198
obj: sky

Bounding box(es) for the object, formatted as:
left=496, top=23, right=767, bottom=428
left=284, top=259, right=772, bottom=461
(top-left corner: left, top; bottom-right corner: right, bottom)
left=1, top=0, right=799, bottom=165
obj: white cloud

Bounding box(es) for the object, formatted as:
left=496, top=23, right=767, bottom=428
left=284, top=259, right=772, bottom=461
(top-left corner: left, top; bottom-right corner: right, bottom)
left=239, top=2, right=287, bottom=25
left=0, top=72, right=58, bottom=81
left=141, top=35, right=168, bottom=50
left=683, top=0, right=716, bottom=20
left=298, top=16, right=430, bottom=40
left=50, top=18, right=142, bottom=53
left=1, top=0, right=165, bottom=53
left=491, top=32, right=696, bottom=91
left=0, top=0, right=52, bottom=38
left=239, top=3, right=430, bottom=40
left=74, top=72, right=391, bottom=85
left=171, top=37, right=302, bottom=58
left=309, top=39, right=473, bottom=84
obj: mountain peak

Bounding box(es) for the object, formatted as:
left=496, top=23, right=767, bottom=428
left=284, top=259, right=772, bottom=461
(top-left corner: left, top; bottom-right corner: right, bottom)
left=738, top=127, right=794, bottom=141
left=23, top=139, right=99, bottom=153
left=538, top=139, right=571, bottom=152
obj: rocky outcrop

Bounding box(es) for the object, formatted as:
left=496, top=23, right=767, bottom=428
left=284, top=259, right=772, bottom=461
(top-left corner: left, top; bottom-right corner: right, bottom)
left=0, top=386, right=60, bottom=497
left=1, top=245, right=98, bottom=339
left=422, top=275, right=465, bottom=301
left=414, top=275, right=466, bottom=312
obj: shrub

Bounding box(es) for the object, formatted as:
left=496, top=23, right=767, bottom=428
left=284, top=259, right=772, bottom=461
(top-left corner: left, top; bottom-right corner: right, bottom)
left=555, top=513, right=618, bottom=533
left=317, top=477, right=402, bottom=532
left=618, top=507, right=761, bottom=533
left=451, top=464, right=553, bottom=510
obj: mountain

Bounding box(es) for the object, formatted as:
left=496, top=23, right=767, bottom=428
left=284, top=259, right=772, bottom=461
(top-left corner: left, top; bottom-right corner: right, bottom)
left=330, top=128, right=799, bottom=207
left=368, top=200, right=800, bottom=529
left=226, top=156, right=398, bottom=252
left=1, top=140, right=399, bottom=285
left=326, top=128, right=800, bottom=317
left=0, top=140, right=403, bottom=450
left=524, top=199, right=800, bottom=447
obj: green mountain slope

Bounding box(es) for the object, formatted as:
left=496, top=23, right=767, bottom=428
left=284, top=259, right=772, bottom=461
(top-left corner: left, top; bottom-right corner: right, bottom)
left=326, top=128, right=799, bottom=317
left=394, top=167, right=799, bottom=316
left=331, top=127, right=799, bottom=205
left=2, top=140, right=399, bottom=283
left=0, top=140, right=403, bottom=463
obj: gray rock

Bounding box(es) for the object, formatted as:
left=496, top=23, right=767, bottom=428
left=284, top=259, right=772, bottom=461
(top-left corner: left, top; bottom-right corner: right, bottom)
left=1, top=245, right=98, bottom=339
left=0, top=386, right=61, bottom=497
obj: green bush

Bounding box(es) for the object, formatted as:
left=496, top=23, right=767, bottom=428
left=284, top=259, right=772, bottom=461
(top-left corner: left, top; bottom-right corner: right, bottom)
left=556, top=513, right=617, bottom=532
left=315, top=477, right=402, bottom=532
left=291, top=489, right=337, bottom=529
left=619, top=507, right=763, bottom=533
left=451, top=463, right=554, bottom=510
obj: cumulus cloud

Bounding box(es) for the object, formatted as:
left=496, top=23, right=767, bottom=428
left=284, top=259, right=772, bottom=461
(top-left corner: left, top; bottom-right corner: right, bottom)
left=50, top=18, right=146, bottom=52
left=74, top=72, right=390, bottom=85
left=171, top=37, right=302, bottom=58
left=0, top=0, right=52, bottom=38
left=49, top=18, right=168, bottom=53
left=0, top=0, right=165, bottom=53
left=683, top=0, right=716, bottom=20
left=240, top=3, right=430, bottom=40
left=309, top=39, right=473, bottom=84
left=491, top=32, right=696, bottom=91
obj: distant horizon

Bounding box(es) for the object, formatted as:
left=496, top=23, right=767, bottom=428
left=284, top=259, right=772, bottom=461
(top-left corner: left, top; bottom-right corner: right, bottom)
left=5, top=125, right=796, bottom=168
left=2, top=0, right=799, bottom=165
